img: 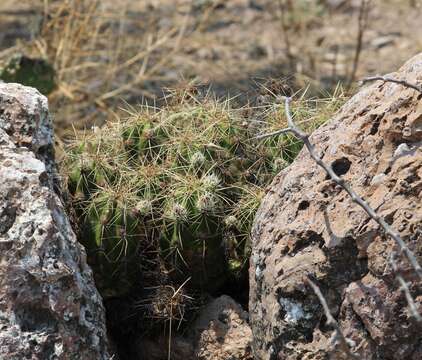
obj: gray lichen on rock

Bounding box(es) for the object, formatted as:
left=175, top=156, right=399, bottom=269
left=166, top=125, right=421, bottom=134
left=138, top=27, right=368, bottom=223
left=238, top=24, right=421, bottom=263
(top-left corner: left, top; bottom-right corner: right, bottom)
left=0, top=83, right=109, bottom=359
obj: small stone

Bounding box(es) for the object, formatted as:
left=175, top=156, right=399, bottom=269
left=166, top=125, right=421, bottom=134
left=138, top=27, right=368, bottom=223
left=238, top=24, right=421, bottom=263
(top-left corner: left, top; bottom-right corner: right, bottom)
left=393, top=143, right=411, bottom=158
left=371, top=36, right=396, bottom=49
left=192, top=296, right=252, bottom=360
left=371, top=173, right=386, bottom=186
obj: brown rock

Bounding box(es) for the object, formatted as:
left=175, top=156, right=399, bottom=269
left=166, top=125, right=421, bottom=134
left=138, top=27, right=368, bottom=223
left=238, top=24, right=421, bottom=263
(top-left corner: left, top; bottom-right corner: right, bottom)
left=192, top=295, right=253, bottom=360
left=135, top=295, right=252, bottom=360
left=0, top=83, right=109, bottom=359
left=249, top=54, right=422, bottom=359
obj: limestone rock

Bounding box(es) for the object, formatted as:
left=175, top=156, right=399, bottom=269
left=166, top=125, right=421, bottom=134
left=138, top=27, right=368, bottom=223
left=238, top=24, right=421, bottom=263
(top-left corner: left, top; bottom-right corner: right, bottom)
left=249, top=54, right=422, bottom=359
left=0, top=83, right=109, bottom=359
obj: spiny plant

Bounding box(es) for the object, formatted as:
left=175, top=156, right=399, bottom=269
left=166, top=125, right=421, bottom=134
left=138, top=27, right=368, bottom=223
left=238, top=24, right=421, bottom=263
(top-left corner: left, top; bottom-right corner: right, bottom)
left=62, top=88, right=346, bottom=299
left=260, top=85, right=346, bottom=163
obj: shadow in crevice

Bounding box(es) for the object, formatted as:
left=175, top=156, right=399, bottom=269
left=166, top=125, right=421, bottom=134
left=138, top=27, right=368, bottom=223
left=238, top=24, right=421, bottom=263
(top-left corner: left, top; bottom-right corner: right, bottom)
left=323, top=209, right=346, bottom=248
left=322, top=208, right=369, bottom=286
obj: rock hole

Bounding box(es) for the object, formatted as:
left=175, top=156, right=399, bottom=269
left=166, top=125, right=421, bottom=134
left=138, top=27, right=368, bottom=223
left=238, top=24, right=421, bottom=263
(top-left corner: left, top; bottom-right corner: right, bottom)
left=405, top=173, right=420, bottom=184
left=298, top=200, right=310, bottom=211
left=0, top=204, right=16, bottom=234
left=288, top=230, right=324, bottom=256
left=330, top=157, right=352, bottom=177
left=39, top=171, right=49, bottom=186
left=14, top=305, right=57, bottom=332
left=369, top=115, right=381, bottom=135
left=384, top=212, right=395, bottom=225
left=392, top=115, right=407, bottom=124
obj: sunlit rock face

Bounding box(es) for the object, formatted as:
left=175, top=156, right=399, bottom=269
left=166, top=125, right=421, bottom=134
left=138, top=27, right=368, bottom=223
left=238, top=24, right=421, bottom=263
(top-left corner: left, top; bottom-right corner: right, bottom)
left=249, top=53, right=422, bottom=360
left=0, top=83, right=109, bottom=359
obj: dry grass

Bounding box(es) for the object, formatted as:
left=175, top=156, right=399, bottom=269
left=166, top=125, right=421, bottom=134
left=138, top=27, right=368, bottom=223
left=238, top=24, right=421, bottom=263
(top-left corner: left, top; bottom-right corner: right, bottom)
left=0, top=0, right=194, bottom=135
left=43, top=0, right=189, bottom=134
left=2, top=1, right=421, bottom=354
left=1, top=0, right=421, bottom=137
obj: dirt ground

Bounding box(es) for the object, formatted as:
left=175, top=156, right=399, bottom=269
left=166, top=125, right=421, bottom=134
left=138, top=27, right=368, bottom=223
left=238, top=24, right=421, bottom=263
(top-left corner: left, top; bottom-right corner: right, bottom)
left=99, top=0, right=422, bottom=97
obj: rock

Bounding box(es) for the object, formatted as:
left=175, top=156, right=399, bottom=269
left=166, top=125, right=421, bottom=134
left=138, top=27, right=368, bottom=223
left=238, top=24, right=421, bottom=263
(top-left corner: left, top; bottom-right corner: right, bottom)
left=135, top=295, right=252, bottom=360
left=249, top=53, right=422, bottom=359
left=0, top=82, right=56, bottom=187
left=324, top=0, right=348, bottom=8
left=192, top=295, right=253, bottom=360
left=248, top=0, right=265, bottom=12
left=371, top=35, right=396, bottom=49
left=0, top=83, right=109, bottom=359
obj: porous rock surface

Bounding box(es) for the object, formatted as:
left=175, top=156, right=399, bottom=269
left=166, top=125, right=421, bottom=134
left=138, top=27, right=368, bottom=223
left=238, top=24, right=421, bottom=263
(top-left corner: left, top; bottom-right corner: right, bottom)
left=136, top=295, right=252, bottom=360
left=0, top=83, right=109, bottom=359
left=250, top=54, right=422, bottom=359
left=192, top=295, right=253, bottom=360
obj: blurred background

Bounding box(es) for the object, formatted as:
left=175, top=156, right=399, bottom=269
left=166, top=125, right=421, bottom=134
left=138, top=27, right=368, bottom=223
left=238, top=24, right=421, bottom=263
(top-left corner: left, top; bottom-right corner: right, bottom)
left=0, top=0, right=421, bottom=137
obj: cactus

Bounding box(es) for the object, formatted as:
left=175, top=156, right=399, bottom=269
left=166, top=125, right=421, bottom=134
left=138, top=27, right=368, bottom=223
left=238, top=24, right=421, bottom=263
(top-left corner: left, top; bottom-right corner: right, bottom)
left=63, top=90, right=345, bottom=298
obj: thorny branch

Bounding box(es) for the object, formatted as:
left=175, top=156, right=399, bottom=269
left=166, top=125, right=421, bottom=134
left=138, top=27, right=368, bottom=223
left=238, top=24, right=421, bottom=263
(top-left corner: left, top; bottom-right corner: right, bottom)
left=256, top=95, right=422, bottom=358
left=257, top=96, right=422, bottom=333
left=305, top=277, right=358, bottom=359
left=361, top=76, right=422, bottom=94
left=263, top=97, right=422, bottom=282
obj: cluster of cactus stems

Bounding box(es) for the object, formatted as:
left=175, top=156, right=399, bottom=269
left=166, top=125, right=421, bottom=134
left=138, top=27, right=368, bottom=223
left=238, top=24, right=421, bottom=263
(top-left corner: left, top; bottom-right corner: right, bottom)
left=63, top=89, right=345, bottom=298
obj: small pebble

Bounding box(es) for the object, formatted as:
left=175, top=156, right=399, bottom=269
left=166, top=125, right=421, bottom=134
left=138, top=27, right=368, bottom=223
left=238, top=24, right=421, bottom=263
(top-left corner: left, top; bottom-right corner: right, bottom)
left=393, top=143, right=411, bottom=158
left=371, top=173, right=386, bottom=186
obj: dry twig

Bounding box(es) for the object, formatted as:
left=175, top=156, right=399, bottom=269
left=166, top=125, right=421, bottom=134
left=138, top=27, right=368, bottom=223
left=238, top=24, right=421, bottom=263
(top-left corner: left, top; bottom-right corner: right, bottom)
left=167, top=277, right=191, bottom=360
left=259, top=97, right=422, bottom=281
left=277, top=0, right=295, bottom=73
left=360, top=76, right=422, bottom=94
left=348, top=0, right=372, bottom=86
left=256, top=97, right=422, bottom=339
left=254, top=127, right=292, bottom=140
left=305, top=277, right=358, bottom=359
